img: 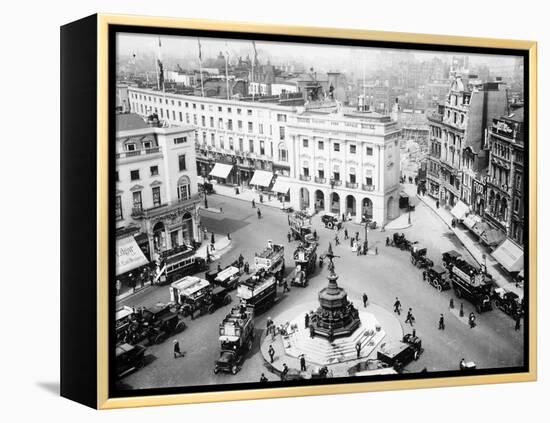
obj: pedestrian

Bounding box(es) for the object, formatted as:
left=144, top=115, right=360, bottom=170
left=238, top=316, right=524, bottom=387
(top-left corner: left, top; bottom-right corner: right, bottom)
left=282, top=278, right=290, bottom=293
left=363, top=241, right=368, bottom=254
left=260, top=373, right=268, bottom=383
left=116, top=279, right=121, bottom=296
left=281, top=363, right=289, bottom=380
left=309, top=325, right=315, bottom=338
left=342, top=213, right=346, bottom=222
left=268, top=344, right=275, bottom=363
left=459, top=302, right=464, bottom=317
left=350, top=237, right=354, bottom=248
left=375, top=246, right=378, bottom=255
left=334, top=234, right=340, bottom=245
left=313, top=229, right=318, bottom=240
left=266, top=317, right=273, bottom=335
left=393, top=297, right=402, bottom=315
left=460, top=358, right=466, bottom=370
left=355, top=341, right=361, bottom=359
left=438, top=313, right=445, bottom=330
left=300, top=355, right=307, bottom=372
left=515, top=315, right=521, bottom=331
left=362, top=293, right=368, bottom=308
left=469, top=312, right=476, bottom=328
left=319, top=256, right=324, bottom=268
left=173, top=339, right=183, bottom=358
left=259, top=193, right=263, bottom=203
left=422, top=269, right=427, bottom=281
left=287, top=232, right=292, bottom=243
left=217, top=262, right=222, bottom=273
left=449, top=298, right=454, bottom=309
left=386, top=236, right=390, bottom=246
left=257, top=208, right=262, bottom=219
left=355, top=232, right=359, bottom=241
left=357, top=244, right=361, bottom=256
left=252, top=199, right=256, bottom=208
left=344, top=228, right=349, bottom=240
left=227, top=232, right=231, bottom=240
left=405, top=308, right=415, bottom=326
left=304, top=313, right=310, bottom=329
left=436, top=200, right=440, bottom=209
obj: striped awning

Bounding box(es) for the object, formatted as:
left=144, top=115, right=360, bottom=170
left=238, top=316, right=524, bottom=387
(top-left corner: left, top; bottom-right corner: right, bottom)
left=249, top=170, right=273, bottom=187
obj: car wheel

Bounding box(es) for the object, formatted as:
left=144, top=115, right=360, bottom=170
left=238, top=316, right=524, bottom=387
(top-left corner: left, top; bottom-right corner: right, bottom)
left=208, top=304, right=215, bottom=314
left=176, top=321, right=186, bottom=332
left=327, top=222, right=333, bottom=229
left=214, top=367, right=219, bottom=374
left=436, top=283, right=442, bottom=292
left=455, top=289, right=462, bottom=299
left=231, top=365, right=238, bottom=375
left=224, top=294, right=232, bottom=305
left=413, top=350, right=419, bottom=360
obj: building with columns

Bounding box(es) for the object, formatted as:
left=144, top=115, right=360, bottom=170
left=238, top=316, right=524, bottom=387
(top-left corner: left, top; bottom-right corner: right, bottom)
left=115, top=113, right=201, bottom=267
left=285, top=108, right=401, bottom=224
left=127, top=86, right=401, bottom=225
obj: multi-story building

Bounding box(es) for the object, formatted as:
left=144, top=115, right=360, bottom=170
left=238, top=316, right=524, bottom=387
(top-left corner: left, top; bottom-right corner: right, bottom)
left=426, top=76, right=508, bottom=209
left=115, top=113, right=201, bottom=265
left=485, top=107, right=525, bottom=245
left=286, top=108, right=401, bottom=223
left=128, top=86, right=401, bottom=224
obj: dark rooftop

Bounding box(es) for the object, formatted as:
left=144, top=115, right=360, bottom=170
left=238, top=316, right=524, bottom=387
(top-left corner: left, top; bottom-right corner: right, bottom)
left=116, top=113, right=148, bottom=132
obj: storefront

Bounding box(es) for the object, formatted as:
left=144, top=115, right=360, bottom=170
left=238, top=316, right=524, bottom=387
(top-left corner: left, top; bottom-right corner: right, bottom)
left=116, top=234, right=150, bottom=297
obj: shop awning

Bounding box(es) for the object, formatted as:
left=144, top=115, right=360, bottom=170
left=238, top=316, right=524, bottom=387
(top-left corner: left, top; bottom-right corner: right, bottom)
left=116, top=236, right=149, bottom=276
left=492, top=238, right=524, bottom=272
left=472, top=221, right=491, bottom=238
left=209, top=163, right=233, bottom=179
left=249, top=170, right=273, bottom=187
left=480, top=228, right=506, bottom=247
left=450, top=200, right=470, bottom=220
left=271, top=177, right=291, bottom=194
left=463, top=214, right=482, bottom=231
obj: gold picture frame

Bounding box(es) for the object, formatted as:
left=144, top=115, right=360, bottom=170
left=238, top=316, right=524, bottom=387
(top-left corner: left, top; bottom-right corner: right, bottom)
left=61, top=13, right=537, bottom=409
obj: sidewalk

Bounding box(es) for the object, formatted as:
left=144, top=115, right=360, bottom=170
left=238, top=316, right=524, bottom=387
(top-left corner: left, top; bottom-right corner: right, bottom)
left=413, top=188, right=522, bottom=297
left=194, top=234, right=233, bottom=262
left=211, top=181, right=289, bottom=210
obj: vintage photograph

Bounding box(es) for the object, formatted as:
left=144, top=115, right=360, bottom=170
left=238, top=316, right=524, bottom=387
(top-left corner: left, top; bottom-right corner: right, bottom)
left=113, top=31, right=527, bottom=392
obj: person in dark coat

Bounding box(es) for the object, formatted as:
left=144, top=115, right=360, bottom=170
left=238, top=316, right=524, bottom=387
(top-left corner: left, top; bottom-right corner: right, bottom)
left=281, top=363, right=289, bottom=380
left=438, top=313, right=445, bottom=330
left=260, top=373, right=268, bottom=382
left=257, top=208, right=262, bottom=219
left=393, top=297, right=402, bottom=314
left=252, top=199, right=256, bottom=208
left=344, top=228, right=349, bottom=240
left=405, top=308, right=415, bottom=325
left=300, top=355, right=307, bottom=371
left=173, top=339, right=183, bottom=358
left=515, top=315, right=521, bottom=331
left=355, top=342, right=361, bottom=359
left=304, top=313, right=310, bottom=329
left=268, top=345, right=275, bottom=363
left=362, top=293, right=368, bottom=308
left=287, top=232, right=292, bottom=243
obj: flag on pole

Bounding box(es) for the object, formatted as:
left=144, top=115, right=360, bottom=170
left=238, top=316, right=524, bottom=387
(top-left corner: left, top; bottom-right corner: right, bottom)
left=157, top=37, right=164, bottom=91
left=197, top=38, right=205, bottom=97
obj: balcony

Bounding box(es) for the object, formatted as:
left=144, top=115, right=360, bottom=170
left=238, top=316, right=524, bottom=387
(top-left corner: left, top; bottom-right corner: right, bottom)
left=331, top=180, right=342, bottom=186
left=116, top=146, right=161, bottom=160
left=362, top=184, right=375, bottom=191
left=346, top=182, right=358, bottom=189
left=314, top=176, right=326, bottom=184
left=131, top=205, right=144, bottom=217
left=299, top=175, right=311, bottom=182
left=130, top=195, right=200, bottom=220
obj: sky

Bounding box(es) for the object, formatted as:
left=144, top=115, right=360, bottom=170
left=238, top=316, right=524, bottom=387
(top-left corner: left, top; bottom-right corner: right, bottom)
left=116, top=32, right=521, bottom=75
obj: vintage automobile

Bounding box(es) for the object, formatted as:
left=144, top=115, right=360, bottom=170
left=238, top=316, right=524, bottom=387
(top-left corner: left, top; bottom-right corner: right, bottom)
left=115, top=305, right=136, bottom=345
left=442, top=250, right=462, bottom=269
left=137, top=304, right=187, bottom=345
left=425, top=265, right=451, bottom=292
left=410, top=245, right=434, bottom=269
left=171, top=276, right=232, bottom=319
left=493, top=287, right=523, bottom=318
left=206, top=263, right=242, bottom=290
left=214, top=305, right=255, bottom=375
left=377, top=333, right=422, bottom=371
left=391, top=232, right=416, bottom=251
left=320, top=212, right=340, bottom=229
left=449, top=259, right=493, bottom=313
left=115, top=343, right=147, bottom=379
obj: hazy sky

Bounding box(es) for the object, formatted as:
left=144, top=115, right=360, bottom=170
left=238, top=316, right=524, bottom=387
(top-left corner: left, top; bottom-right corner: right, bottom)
left=116, top=32, right=521, bottom=74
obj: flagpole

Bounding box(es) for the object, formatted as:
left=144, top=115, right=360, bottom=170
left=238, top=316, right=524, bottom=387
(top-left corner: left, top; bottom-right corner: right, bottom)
left=225, top=44, right=230, bottom=100
left=251, top=41, right=257, bottom=101
left=198, top=38, right=205, bottom=97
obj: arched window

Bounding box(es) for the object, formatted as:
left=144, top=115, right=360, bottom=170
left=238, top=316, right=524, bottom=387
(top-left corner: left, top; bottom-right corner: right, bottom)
left=278, top=142, right=288, bottom=162
left=177, top=175, right=191, bottom=201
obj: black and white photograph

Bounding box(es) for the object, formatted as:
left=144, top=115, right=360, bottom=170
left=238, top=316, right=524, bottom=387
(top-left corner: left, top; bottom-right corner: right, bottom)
left=112, top=29, right=529, bottom=395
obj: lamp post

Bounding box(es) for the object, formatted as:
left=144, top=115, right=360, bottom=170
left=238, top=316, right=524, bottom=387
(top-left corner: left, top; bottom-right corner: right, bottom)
left=408, top=205, right=412, bottom=225
left=201, top=169, right=209, bottom=209
left=482, top=253, right=487, bottom=275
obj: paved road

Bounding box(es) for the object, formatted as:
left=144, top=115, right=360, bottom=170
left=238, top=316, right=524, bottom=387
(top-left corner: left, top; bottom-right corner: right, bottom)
left=117, top=190, right=524, bottom=390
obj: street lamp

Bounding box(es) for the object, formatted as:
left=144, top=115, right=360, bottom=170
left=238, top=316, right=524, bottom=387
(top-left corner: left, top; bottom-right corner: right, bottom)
left=408, top=205, right=412, bottom=225
left=201, top=169, right=209, bottom=209
left=364, top=218, right=371, bottom=253
left=482, top=253, right=487, bottom=274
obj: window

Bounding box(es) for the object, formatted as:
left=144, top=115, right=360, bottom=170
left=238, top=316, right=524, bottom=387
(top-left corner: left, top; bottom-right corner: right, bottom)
left=303, top=166, right=309, bottom=177
left=350, top=144, right=357, bottom=154
left=237, top=108, right=242, bottom=115
left=218, top=106, right=223, bottom=112
left=202, top=132, right=207, bottom=145
left=219, top=136, right=224, bottom=149
left=210, top=133, right=215, bottom=145
left=125, top=143, right=136, bottom=151
left=333, top=171, right=340, bottom=181
left=218, top=118, right=224, bottom=129
left=366, top=146, right=373, bottom=156
left=365, top=177, right=373, bottom=186
left=201, top=115, right=206, bottom=126
left=238, top=120, right=243, bottom=130
left=247, top=109, right=252, bottom=116
left=193, top=114, right=197, bottom=125
left=260, top=140, right=265, bottom=155
left=172, top=110, right=176, bottom=120
left=178, top=154, right=187, bottom=171
left=132, top=191, right=142, bottom=212
left=318, top=140, right=324, bottom=150
left=200, top=104, right=205, bottom=110
left=152, top=186, right=161, bottom=207
left=228, top=119, right=233, bottom=130
left=177, top=175, right=191, bottom=201
left=210, top=117, right=214, bottom=127
left=239, top=138, right=244, bottom=151
left=185, top=113, right=190, bottom=124
left=174, top=136, right=187, bottom=144
left=248, top=122, right=253, bottom=133
left=279, top=126, right=285, bottom=140
left=115, top=195, right=123, bottom=220
left=318, top=169, right=325, bottom=179
left=150, top=165, right=159, bottom=176
left=185, top=102, right=189, bottom=108
left=277, top=113, right=287, bottom=122
left=229, top=137, right=234, bottom=150
left=303, top=139, right=309, bottom=148
left=333, top=143, right=340, bottom=152
left=227, top=107, right=232, bottom=113
left=192, top=103, right=196, bottom=109
left=249, top=139, right=254, bottom=153
left=179, top=111, right=183, bottom=122
left=259, top=123, right=264, bottom=134
left=130, top=170, right=140, bottom=181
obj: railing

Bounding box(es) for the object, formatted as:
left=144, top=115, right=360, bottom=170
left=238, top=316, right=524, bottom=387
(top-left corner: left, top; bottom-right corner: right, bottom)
left=331, top=180, right=342, bottom=186
left=346, top=182, right=358, bottom=189
left=314, top=177, right=326, bottom=184
left=116, top=146, right=161, bottom=159
left=299, top=175, right=311, bottom=182
left=362, top=184, right=375, bottom=191
left=131, top=206, right=144, bottom=217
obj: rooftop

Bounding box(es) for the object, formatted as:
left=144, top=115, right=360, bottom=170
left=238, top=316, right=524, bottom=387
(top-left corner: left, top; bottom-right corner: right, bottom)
left=116, top=113, right=148, bottom=131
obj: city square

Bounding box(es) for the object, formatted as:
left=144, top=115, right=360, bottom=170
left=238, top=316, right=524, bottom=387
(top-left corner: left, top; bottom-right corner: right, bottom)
left=113, top=33, right=526, bottom=391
